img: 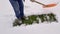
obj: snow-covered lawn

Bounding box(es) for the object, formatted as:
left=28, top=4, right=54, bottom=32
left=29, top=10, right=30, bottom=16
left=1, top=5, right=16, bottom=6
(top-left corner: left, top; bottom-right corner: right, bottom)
left=0, top=0, right=60, bottom=34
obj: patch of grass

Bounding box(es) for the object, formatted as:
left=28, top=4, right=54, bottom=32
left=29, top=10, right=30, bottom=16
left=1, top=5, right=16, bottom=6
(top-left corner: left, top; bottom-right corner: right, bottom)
left=13, top=13, right=57, bottom=26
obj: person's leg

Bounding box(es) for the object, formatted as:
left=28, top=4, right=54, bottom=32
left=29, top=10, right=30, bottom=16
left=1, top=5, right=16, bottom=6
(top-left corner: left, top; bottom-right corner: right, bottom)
left=17, top=0, right=24, bottom=18
left=9, top=0, right=20, bottom=19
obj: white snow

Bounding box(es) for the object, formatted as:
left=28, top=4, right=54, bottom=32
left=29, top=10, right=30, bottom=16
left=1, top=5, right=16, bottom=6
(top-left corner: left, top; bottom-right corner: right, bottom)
left=0, top=0, right=60, bottom=34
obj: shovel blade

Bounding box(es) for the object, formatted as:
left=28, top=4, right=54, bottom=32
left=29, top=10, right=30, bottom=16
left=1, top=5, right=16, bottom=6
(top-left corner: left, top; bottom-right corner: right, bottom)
left=43, top=3, right=57, bottom=8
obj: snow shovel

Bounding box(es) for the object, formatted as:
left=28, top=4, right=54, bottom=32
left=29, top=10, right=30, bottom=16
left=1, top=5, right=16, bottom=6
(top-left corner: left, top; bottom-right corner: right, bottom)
left=30, top=0, right=57, bottom=8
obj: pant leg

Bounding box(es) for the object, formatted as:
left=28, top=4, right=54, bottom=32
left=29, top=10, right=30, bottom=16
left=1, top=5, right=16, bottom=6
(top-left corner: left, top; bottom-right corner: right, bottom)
left=9, top=0, right=20, bottom=19
left=17, top=0, right=24, bottom=18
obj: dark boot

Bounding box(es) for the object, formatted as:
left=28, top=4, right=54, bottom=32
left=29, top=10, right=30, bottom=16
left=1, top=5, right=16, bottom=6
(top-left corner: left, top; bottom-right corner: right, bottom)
left=13, top=19, right=22, bottom=26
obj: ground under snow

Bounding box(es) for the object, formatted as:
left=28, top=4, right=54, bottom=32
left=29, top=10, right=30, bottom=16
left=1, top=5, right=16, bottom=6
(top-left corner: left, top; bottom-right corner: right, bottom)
left=0, top=0, right=60, bottom=34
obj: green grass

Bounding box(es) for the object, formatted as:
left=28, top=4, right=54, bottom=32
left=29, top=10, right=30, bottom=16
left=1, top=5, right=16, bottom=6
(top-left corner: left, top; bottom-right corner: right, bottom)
left=13, top=13, right=57, bottom=26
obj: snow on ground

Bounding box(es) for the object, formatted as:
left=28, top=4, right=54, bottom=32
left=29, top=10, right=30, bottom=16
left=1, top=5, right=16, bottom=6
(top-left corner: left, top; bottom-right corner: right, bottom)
left=0, top=0, right=60, bottom=34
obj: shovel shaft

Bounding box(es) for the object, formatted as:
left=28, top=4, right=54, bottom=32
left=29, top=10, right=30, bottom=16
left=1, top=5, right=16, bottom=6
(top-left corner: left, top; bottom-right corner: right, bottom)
left=34, top=1, right=46, bottom=6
